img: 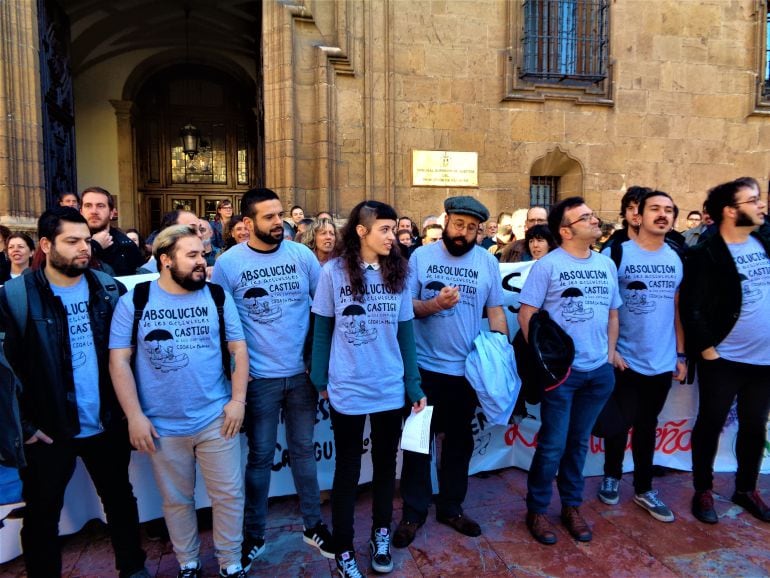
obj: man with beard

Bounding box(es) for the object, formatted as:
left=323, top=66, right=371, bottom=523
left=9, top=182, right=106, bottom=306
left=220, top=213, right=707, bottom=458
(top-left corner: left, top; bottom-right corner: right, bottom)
left=212, top=188, right=333, bottom=569
left=518, top=197, right=621, bottom=545
left=680, top=178, right=770, bottom=524
left=110, top=224, right=250, bottom=578
left=598, top=191, right=686, bottom=522
left=0, top=207, right=148, bottom=578
left=394, top=196, right=508, bottom=547
left=80, top=186, right=143, bottom=276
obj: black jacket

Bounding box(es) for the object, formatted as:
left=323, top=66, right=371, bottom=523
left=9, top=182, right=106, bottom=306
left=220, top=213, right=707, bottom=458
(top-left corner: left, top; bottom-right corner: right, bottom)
left=0, top=268, right=124, bottom=442
left=91, top=226, right=143, bottom=277
left=679, top=230, right=770, bottom=357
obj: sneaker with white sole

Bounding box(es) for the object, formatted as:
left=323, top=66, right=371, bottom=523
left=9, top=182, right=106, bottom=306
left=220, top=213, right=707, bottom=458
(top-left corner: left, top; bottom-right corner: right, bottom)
left=336, top=550, right=364, bottom=578
left=369, top=527, right=393, bottom=573
left=597, top=476, right=620, bottom=505
left=177, top=561, right=202, bottom=578
left=240, top=536, right=265, bottom=572
left=634, top=490, right=675, bottom=522
left=303, top=521, right=335, bottom=559
left=219, top=563, right=247, bottom=578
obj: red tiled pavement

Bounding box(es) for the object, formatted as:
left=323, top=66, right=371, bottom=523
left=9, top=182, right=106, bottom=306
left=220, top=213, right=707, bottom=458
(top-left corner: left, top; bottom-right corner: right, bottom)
left=1, top=468, right=768, bottom=577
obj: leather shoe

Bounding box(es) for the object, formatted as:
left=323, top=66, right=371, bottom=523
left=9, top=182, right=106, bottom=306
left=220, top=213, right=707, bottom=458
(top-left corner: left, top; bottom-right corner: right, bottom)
left=392, top=519, right=422, bottom=548
left=732, top=490, right=770, bottom=522
left=692, top=490, right=718, bottom=524
left=561, top=506, right=592, bottom=542
left=526, top=512, right=557, bottom=545
left=436, top=513, right=482, bottom=537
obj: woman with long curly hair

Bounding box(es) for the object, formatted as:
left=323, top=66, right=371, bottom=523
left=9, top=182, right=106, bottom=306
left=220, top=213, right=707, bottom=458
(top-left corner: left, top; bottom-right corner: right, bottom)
left=310, top=201, right=426, bottom=578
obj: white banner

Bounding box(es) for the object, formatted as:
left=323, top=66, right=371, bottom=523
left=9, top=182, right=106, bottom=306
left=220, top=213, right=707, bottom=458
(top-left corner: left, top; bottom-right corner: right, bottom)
left=1, top=262, right=768, bottom=563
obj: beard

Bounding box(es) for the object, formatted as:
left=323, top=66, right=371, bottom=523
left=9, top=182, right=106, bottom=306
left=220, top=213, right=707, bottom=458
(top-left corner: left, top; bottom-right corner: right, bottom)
left=254, top=224, right=283, bottom=246
left=48, top=245, right=89, bottom=278
left=735, top=207, right=757, bottom=227
left=442, top=230, right=475, bottom=257
left=170, top=262, right=207, bottom=291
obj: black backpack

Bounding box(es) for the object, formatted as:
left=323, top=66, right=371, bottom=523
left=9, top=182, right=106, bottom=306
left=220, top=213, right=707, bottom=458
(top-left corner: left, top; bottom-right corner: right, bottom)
left=130, top=281, right=231, bottom=379
left=513, top=309, right=575, bottom=405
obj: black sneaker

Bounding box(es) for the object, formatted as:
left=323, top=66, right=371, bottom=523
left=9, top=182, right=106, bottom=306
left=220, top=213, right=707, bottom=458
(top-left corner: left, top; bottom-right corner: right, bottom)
left=303, top=521, right=335, bottom=559
left=177, top=561, right=202, bottom=578
left=336, top=550, right=364, bottom=578
left=241, top=536, right=265, bottom=572
left=369, top=527, right=393, bottom=573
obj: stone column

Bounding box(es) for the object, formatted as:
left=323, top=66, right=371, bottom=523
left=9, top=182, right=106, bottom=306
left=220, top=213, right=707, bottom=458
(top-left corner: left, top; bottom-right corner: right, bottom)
left=110, top=99, right=137, bottom=228
left=0, top=0, right=46, bottom=231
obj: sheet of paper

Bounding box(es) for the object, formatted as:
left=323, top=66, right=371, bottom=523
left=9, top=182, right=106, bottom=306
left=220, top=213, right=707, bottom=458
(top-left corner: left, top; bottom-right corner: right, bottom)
left=400, top=406, right=433, bottom=454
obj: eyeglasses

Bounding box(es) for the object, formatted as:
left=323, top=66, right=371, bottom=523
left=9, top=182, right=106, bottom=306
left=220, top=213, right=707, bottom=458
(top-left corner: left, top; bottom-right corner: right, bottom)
left=448, top=219, right=478, bottom=234
left=527, top=218, right=548, bottom=225
left=562, top=212, right=597, bottom=227
left=733, top=196, right=762, bottom=207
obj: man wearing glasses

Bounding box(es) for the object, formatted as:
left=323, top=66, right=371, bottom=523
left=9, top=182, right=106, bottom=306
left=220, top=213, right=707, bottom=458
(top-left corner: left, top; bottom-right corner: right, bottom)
left=394, top=196, right=508, bottom=547
left=680, top=178, right=770, bottom=525
left=518, top=196, right=621, bottom=545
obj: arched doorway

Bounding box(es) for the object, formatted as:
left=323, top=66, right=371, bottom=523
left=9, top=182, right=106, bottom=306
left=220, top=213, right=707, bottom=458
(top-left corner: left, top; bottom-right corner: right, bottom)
left=132, top=64, right=261, bottom=234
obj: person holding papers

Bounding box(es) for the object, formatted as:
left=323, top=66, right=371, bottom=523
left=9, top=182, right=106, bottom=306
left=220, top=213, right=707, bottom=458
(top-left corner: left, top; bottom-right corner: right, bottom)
left=310, top=201, right=425, bottom=578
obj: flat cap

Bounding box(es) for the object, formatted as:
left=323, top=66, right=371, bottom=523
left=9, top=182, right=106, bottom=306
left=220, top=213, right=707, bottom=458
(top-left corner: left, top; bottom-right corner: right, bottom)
left=443, top=196, right=489, bottom=222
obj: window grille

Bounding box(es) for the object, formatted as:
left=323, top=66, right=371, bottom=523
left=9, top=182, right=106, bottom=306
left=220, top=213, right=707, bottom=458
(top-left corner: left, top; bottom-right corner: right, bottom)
left=530, top=176, right=559, bottom=210
left=521, top=0, right=609, bottom=83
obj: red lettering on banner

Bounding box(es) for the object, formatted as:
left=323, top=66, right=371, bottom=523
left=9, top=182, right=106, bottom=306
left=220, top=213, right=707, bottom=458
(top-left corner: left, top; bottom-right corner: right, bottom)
left=656, top=419, right=692, bottom=454
left=504, top=424, right=538, bottom=447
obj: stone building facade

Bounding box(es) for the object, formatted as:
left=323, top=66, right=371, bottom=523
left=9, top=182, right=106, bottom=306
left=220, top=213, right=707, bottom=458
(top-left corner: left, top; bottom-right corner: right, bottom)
left=1, top=0, right=769, bottom=234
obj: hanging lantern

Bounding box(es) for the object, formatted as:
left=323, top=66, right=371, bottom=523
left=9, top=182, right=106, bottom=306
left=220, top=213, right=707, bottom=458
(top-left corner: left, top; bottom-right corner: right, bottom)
left=179, top=123, right=200, bottom=159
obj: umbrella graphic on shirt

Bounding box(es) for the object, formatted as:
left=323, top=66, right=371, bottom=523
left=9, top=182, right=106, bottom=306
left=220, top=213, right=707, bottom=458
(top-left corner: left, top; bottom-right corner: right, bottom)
left=738, top=273, right=761, bottom=305
left=341, top=304, right=377, bottom=345
left=560, top=287, right=594, bottom=322
left=144, top=328, right=189, bottom=372
left=624, top=280, right=655, bottom=314
left=424, top=280, right=455, bottom=317
left=244, top=286, right=281, bottom=323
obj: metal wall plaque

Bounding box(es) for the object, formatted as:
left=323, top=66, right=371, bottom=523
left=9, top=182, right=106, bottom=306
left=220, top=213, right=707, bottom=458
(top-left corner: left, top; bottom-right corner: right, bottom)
left=412, top=151, right=478, bottom=187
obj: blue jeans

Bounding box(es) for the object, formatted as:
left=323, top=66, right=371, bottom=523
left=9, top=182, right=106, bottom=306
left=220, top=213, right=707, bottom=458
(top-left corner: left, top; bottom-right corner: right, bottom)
left=244, top=374, right=321, bottom=539
left=526, top=363, right=614, bottom=513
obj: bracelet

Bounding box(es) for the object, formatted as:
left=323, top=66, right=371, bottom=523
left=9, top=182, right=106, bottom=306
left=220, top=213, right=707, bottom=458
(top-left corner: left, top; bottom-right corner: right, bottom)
left=676, top=353, right=687, bottom=360
left=231, top=399, right=246, bottom=405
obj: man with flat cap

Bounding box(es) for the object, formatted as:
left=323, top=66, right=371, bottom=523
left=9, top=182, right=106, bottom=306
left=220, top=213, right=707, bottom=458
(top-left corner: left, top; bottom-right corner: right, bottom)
left=393, top=196, right=508, bottom=547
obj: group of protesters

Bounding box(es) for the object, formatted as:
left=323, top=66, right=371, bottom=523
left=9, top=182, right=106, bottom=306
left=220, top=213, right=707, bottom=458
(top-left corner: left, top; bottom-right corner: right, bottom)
left=0, top=178, right=768, bottom=578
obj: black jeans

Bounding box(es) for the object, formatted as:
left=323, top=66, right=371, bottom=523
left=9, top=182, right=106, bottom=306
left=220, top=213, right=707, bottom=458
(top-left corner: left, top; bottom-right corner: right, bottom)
left=692, top=358, right=770, bottom=493
left=20, top=428, right=146, bottom=578
left=330, top=406, right=402, bottom=553
left=603, top=368, right=672, bottom=494
left=399, top=369, right=478, bottom=522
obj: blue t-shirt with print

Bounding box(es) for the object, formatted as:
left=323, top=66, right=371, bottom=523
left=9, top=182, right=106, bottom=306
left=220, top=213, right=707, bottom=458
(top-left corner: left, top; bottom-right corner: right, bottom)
left=717, top=236, right=770, bottom=365
left=603, top=240, right=682, bottom=375
left=408, top=242, right=504, bottom=376
left=51, top=276, right=102, bottom=438
left=311, top=258, right=413, bottom=415
left=109, top=282, right=245, bottom=436
left=520, top=247, right=622, bottom=372
left=212, top=241, right=320, bottom=378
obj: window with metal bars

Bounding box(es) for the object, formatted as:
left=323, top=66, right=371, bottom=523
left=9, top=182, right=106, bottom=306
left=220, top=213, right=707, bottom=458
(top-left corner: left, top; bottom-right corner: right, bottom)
left=521, top=0, right=609, bottom=84
left=530, top=176, right=559, bottom=211
left=765, top=7, right=770, bottom=99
